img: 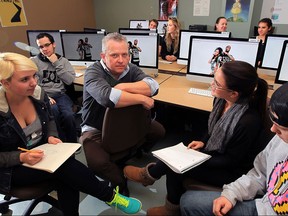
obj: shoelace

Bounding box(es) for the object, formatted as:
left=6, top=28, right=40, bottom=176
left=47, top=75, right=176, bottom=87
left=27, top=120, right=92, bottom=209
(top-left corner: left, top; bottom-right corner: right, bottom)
left=113, top=186, right=129, bottom=208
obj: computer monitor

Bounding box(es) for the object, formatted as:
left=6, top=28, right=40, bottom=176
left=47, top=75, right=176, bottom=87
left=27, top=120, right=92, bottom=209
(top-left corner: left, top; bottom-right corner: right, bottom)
left=84, top=27, right=106, bottom=33
left=157, top=20, right=168, bottom=35
left=187, top=36, right=260, bottom=85
left=119, top=29, right=159, bottom=69
left=177, top=30, right=231, bottom=65
left=60, top=31, right=106, bottom=66
left=261, top=34, right=288, bottom=70
left=26, top=30, right=64, bottom=56
left=275, top=40, right=288, bottom=84
left=129, top=20, right=149, bottom=29
left=119, top=28, right=157, bottom=34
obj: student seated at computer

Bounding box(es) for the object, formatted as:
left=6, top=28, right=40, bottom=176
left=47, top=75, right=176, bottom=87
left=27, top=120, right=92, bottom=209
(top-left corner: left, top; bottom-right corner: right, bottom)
left=255, top=18, right=273, bottom=65
left=160, top=17, right=180, bottom=62
left=124, top=60, right=269, bottom=216
left=214, top=16, right=228, bottom=32
left=31, top=32, right=78, bottom=143
left=180, top=83, right=288, bottom=216
left=149, top=19, right=163, bottom=56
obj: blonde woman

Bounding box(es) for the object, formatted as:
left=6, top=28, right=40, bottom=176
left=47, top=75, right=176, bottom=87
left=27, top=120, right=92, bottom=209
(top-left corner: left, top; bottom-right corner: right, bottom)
left=0, top=52, right=141, bottom=216
left=160, top=17, right=181, bottom=62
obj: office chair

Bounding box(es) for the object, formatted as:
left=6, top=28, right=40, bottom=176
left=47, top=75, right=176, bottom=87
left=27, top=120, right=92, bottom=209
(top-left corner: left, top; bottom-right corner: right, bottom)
left=0, top=181, right=61, bottom=216
left=101, top=104, right=151, bottom=162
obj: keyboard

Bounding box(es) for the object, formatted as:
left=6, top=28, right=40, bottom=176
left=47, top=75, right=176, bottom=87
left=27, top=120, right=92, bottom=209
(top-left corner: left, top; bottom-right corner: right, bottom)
left=159, top=60, right=172, bottom=64
left=188, top=88, right=213, bottom=97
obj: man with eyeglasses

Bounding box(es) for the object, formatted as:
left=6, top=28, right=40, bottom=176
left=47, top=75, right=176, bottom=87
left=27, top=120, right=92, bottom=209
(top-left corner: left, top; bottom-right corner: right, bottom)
left=31, top=32, right=78, bottom=143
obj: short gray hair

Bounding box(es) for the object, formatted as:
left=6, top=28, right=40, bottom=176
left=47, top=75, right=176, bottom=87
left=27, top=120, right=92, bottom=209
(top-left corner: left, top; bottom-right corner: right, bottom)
left=102, top=32, right=127, bottom=53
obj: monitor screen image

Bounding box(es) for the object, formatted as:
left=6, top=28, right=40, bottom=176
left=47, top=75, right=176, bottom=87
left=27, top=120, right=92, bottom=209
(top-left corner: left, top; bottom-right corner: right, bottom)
left=157, top=20, right=168, bottom=35
left=275, top=40, right=288, bottom=84
left=26, top=30, right=64, bottom=56
left=120, top=31, right=158, bottom=68
left=60, top=31, right=106, bottom=62
left=187, top=36, right=260, bottom=84
left=261, top=34, right=288, bottom=70
left=129, top=20, right=149, bottom=29
left=177, top=30, right=231, bottom=65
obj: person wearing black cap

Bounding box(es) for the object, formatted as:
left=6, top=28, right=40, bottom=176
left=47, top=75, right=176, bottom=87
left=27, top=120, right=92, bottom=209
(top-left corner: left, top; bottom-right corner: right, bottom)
left=180, top=83, right=288, bottom=216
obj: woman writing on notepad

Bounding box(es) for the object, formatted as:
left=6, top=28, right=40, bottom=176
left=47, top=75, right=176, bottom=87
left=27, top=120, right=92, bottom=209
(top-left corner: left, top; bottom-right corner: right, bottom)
left=123, top=60, right=269, bottom=215
left=160, top=16, right=181, bottom=62
left=0, top=52, right=141, bottom=215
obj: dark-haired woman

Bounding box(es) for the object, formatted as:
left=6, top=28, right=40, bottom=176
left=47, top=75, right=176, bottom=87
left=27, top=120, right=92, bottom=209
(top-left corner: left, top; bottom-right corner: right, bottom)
left=124, top=60, right=268, bottom=216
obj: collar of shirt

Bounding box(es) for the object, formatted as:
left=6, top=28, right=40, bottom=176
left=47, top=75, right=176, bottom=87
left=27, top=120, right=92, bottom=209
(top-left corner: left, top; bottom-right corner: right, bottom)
left=100, top=59, right=130, bottom=80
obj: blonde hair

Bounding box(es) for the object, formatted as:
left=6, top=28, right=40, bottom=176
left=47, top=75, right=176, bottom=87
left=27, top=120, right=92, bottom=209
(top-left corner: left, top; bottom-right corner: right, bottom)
left=0, top=52, right=38, bottom=81
left=165, top=17, right=181, bottom=54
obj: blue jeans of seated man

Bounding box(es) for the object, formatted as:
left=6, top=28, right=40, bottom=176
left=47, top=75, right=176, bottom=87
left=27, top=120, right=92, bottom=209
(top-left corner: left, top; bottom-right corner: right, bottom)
left=180, top=190, right=258, bottom=216
left=50, top=93, right=77, bottom=143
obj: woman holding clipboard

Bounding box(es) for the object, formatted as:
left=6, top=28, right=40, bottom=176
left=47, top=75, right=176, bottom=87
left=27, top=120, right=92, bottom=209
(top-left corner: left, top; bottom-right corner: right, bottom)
left=0, top=52, right=141, bottom=215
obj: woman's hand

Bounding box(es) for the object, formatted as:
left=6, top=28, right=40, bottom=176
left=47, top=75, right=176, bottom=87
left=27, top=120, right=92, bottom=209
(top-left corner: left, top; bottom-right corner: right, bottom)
left=187, top=141, right=204, bottom=150
left=20, top=150, right=44, bottom=165
left=48, top=136, right=62, bottom=144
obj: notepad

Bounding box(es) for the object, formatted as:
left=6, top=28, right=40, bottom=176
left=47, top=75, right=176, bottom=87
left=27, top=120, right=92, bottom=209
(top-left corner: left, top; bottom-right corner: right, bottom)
left=152, top=142, right=211, bottom=174
left=22, top=143, right=81, bottom=173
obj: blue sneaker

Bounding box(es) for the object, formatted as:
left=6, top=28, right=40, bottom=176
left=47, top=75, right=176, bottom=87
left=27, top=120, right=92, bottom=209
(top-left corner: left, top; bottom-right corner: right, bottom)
left=107, top=186, right=142, bottom=214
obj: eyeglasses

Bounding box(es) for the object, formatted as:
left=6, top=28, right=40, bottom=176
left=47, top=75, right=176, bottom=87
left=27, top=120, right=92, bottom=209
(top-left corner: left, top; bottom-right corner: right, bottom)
left=38, top=43, right=52, bottom=49
left=211, top=78, right=233, bottom=92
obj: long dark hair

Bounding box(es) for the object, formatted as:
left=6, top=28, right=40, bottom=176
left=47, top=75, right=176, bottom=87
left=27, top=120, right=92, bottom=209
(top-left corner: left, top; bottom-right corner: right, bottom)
left=221, top=61, right=268, bottom=122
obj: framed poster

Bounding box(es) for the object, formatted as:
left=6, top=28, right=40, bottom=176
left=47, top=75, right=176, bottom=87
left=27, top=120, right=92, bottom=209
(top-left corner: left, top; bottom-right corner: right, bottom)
left=159, top=0, right=178, bottom=20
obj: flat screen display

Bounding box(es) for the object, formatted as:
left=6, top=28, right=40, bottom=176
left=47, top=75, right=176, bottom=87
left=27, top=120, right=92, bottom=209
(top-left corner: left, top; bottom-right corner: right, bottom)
left=261, top=34, right=288, bottom=69
left=275, top=40, right=288, bottom=84
left=60, top=31, right=106, bottom=62
left=186, top=36, right=260, bottom=84
left=120, top=30, right=158, bottom=69
left=178, top=30, right=231, bottom=65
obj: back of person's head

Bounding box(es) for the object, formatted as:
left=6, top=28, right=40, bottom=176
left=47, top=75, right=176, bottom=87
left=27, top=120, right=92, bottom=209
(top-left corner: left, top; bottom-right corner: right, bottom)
left=221, top=60, right=268, bottom=120
left=36, top=32, right=55, bottom=43
left=269, top=83, right=288, bottom=127
left=0, top=52, right=37, bottom=82
left=102, top=32, right=127, bottom=53
left=214, top=16, right=227, bottom=31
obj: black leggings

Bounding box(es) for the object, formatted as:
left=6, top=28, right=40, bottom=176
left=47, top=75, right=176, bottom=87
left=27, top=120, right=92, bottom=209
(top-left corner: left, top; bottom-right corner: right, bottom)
left=11, top=157, right=114, bottom=216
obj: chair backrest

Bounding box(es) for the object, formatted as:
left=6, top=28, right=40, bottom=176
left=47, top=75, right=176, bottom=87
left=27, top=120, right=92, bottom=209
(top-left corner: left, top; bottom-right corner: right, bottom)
left=102, top=105, right=151, bottom=157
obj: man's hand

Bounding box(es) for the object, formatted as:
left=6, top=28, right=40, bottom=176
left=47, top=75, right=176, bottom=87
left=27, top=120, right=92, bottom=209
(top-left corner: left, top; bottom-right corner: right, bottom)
left=49, top=97, right=56, bottom=105
left=142, top=96, right=154, bottom=110
left=187, top=141, right=204, bottom=150
left=46, top=53, right=58, bottom=63
left=213, top=196, right=233, bottom=216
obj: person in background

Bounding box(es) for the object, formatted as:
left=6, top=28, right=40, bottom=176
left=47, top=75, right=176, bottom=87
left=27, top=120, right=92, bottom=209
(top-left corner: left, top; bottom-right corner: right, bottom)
left=0, top=52, right=142, bottom=216
left=149, top=18, right=163, bottom=56
left=208, top=47, right=223, bottom=74
left=124, top=60, right=268, bottom=215
left=31, top=32, right=77, bottom=143
left=214, top=16, right=228, bottom=32
left=256, top=18, right=273, bottom=66
left=130, top=39, right=142, bottom=66
left=76, top=39, right=84, bottom=60
left=83, top=37, right=93, bottom=61
left=160, top=16, right=181, bottom=62
left=80, top=32, right=165, bottom=196
left=180, top=83, right=288, bottom=216
left=149, top=19, right=159, bottom=29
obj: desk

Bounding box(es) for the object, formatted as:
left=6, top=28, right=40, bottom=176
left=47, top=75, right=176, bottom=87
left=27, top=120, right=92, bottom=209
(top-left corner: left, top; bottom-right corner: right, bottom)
left=158, top=58, right=186, bottom=73
left=153, top=75, right=213, bottom=112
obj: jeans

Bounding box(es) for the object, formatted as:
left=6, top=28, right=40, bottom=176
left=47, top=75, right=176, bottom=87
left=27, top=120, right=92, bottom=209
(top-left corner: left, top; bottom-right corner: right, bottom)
left=50, top=93, right=77, bottom=142
left=180, top=190, right=258, bottom=216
